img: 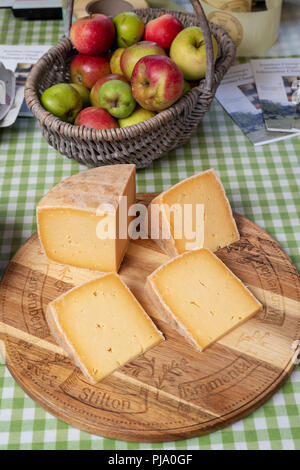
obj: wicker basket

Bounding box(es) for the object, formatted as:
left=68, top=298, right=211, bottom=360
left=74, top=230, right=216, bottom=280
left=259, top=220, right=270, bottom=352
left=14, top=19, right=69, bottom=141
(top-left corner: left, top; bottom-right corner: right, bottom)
left=25, top=0, right=235, bottom=169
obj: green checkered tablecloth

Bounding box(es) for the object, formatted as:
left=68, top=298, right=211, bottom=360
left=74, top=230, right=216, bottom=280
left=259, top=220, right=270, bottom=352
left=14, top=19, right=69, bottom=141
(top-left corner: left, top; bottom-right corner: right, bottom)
left=0, top=0, right=299, bottom=451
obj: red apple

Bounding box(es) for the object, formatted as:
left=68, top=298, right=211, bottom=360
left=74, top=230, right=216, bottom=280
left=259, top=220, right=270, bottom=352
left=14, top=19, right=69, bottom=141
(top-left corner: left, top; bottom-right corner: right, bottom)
left=90, top=73, right=128, bottom=107
left=131, top=55, right=184, bottom=111
left=70, top=54, right=111, bottom=89
left=70, top=14, right=115, bottom=55
left=75, top=107, right=119, bottom=129
left=120, top=41, right=167, bottom=80
left=144, top=14, right=184, bottom=50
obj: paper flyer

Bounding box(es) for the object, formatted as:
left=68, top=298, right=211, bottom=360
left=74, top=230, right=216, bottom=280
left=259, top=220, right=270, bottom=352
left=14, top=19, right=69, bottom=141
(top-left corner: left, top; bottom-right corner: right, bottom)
left=0, top=62, right=15, bottom=122
left=0, top=86, right=26, bottom=128
left=251, top=58, right=300, bottom=132
left=215, top=63, right=300, bottom=146
left=0, top=45, right=51, bottom=126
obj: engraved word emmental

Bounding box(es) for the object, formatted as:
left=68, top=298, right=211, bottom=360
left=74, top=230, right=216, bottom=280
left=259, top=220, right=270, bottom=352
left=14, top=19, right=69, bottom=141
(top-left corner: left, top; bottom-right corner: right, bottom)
left=179, top=357, right=257, bottom=400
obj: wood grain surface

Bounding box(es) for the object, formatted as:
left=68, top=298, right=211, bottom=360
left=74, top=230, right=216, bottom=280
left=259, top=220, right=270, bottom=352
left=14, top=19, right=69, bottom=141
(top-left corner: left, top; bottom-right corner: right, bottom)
left=0, top=193, right=299, bottom=442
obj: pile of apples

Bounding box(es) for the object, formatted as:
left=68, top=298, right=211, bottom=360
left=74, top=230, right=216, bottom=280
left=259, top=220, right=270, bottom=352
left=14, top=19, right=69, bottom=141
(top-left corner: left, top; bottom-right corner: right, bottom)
left=40, top=11, right=218, bottom=130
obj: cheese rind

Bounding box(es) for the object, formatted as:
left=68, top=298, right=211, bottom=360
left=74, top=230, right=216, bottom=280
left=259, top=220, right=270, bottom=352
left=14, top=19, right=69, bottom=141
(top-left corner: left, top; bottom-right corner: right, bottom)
left=37, top=164, right=136, bottom=272
left=46, top=273, right=164, bottom=383
left=149, top=169, right=239, bottom=256
left=146, top=248, right=261, bottom=351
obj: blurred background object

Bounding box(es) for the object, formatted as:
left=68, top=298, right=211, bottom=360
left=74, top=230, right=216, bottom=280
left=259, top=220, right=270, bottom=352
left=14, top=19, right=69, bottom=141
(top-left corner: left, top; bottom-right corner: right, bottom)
left=200, top=0, right=282, bottom=56
left=204, top=0, right=252, bottom=11
left=72, top=0, right=186, bottom=18
left=85, top=0, right=134, bottom=16
left=12, top=0, right=62, bottom=19
left=73, top=0, right=147, bottom=18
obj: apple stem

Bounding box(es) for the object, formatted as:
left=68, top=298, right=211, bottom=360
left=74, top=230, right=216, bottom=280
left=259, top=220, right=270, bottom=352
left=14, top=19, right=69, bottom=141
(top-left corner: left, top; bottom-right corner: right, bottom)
left=121, top=37, right=129, bottom=47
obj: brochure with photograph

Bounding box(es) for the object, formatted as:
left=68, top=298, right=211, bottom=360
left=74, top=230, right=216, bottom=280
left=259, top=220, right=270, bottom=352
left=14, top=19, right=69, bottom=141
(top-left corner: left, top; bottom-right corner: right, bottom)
left=215, top=63, right=300, bottom=146
left=15, top=62, right=36, bottom=117
left=0, top=62, right=15, bottom=121
left=251, top=59, right=300, bottom=132
left=283, top=75, right=300, bottom=130
left=0, top=45, right=51, bottom=126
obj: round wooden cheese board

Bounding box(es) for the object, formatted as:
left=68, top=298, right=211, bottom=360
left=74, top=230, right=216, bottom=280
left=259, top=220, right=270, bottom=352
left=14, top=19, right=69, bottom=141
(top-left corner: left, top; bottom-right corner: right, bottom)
left=0, top=193, right=300, bottom=442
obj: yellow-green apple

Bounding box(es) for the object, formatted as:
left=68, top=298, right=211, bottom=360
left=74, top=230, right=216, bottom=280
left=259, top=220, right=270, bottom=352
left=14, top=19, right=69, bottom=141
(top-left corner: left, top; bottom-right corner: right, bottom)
left=70, top=54, right=111, bottom=89
left=118, top=106, right=156, bottom=127
left=170, top=26, right=218, bottom=80
left=113, top=12, right=144, bottom=48
left=131, top=55, right=183, bottom=111
left=97, top=80, right=136, bottom=118
left=110, top=48, right=125, bottom=75
left=144, top=14, right=183, bottom=50
left=41, top=83, right=82, bottom=123
left=70, top=14, right=115, bottom=55
left=70, top=84, right=90, bottom=107
left=90, top=74, right=128, bottom=107
left=75, top=107, right=119, bottom=129
left=182, top=80, right=192, bottom=96
left=120, top=41, right=166, bottom=80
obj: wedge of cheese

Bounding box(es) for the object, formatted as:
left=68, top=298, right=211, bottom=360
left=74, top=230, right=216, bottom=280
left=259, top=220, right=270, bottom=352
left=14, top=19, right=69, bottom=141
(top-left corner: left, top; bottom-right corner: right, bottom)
left=148, top=169, right=239, bottom=257
left=37, top=165, right=136, bottom=272
left=46, top=273, right=164, bottom=383
left=146, top=248, right=261, bottom=351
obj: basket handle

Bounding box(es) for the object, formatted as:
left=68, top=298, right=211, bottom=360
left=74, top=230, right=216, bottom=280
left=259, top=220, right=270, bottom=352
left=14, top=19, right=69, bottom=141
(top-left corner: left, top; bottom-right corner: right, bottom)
left=65, top=0, right=74, bottom=38
left=64, top=0, right=214, bottom=89
left=189, top=0, right=215, bottom=91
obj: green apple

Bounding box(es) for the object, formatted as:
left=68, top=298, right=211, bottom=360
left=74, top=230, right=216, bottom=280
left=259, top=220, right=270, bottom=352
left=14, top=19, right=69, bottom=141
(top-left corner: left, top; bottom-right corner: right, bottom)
left=182, top=80, right=192, bottom=96
left=98, top=80, right=136, bottom=119
left=70, top=83, right=90, bottom=107
left=113, top=12, right=144, bottom=48
left=41, top=83, right=82, bottom=123
left=170, top=26, right=218, bottom=80
left=118, top=106, right=156, bottom=127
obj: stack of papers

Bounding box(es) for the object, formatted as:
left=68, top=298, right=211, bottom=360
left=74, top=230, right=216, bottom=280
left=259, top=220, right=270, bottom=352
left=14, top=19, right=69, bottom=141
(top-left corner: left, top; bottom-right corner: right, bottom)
left=216, top=60, right=300, bottom=146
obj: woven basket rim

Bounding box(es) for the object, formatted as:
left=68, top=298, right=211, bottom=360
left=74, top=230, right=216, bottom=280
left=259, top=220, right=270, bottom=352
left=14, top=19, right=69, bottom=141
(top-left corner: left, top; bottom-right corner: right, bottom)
left=25, top=7, right=236, bottom=143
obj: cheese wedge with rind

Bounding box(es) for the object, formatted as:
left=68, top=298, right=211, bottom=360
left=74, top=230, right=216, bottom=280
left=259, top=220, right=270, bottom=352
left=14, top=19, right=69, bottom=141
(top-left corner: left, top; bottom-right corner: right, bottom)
left=46, top=273, right=164, bottom=383
left=148, top=169, right=239, bottom=256
left=146, top=248, right=262, bottom=351
left=36, top=164, right=136, bottom=272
